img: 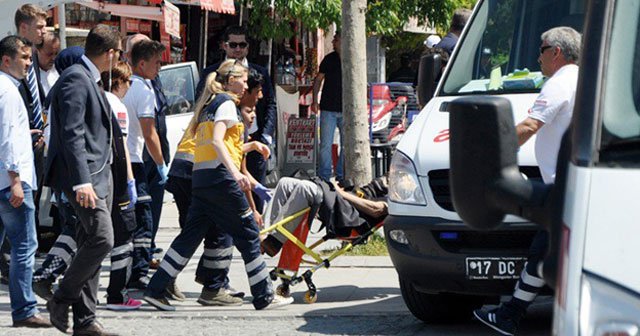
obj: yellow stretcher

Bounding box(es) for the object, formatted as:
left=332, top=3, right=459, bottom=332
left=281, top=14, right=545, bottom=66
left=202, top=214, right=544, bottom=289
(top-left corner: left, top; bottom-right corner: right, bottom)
left=259, top=207, right=384, bottom=303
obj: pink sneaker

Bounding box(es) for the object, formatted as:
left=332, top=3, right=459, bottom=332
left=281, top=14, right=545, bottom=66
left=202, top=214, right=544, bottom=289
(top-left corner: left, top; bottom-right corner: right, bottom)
left=106, top=298, right=143, bottom=311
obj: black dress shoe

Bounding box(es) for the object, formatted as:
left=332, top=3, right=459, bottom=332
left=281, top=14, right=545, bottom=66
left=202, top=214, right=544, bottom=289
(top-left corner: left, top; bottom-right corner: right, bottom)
left=73, top=321, right=119, bottom=336
left=33, top=279, right=54, bottom=301
left=47, top=299, right=70, bottom=333
left=13, top=314, right=53, bottom=328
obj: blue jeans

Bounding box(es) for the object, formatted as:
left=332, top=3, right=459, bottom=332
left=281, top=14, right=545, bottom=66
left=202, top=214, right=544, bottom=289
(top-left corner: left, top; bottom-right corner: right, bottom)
left=318, top=110, right=344, bottom=181
left=0, top=183, right=39, bottom=322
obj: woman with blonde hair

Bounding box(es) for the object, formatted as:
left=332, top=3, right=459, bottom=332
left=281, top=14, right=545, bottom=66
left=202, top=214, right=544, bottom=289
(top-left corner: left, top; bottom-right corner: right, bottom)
left=144, top=59, right=292, bottom=311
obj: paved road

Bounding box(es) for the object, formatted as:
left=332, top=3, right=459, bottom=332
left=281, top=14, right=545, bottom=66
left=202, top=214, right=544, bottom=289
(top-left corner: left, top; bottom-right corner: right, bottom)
left=0, top=200, right=553, bottom=335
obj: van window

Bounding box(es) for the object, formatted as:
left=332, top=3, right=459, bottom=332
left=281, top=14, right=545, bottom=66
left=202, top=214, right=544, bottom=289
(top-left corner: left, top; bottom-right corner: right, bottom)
left=159, top=65, right=196, bottom=116
left=441, top=0, right=585, bottom=96
left=599, top=0, right=640, bottom=163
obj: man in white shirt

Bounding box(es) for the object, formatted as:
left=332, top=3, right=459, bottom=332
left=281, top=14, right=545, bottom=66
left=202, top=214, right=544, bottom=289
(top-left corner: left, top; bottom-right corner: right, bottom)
left=0, top=35, right=51, bottom=329
left=123, top=39, right=168, bottom=289
left=474, top=26, right=582, bottom=336
left=35, top=32, right=60, bottom=97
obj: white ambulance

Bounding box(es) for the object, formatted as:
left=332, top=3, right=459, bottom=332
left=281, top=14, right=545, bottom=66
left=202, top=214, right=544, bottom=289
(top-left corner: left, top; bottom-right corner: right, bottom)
left=384, top=0, right=586, bottom=323
left=449, top=0, right=640, bottom=334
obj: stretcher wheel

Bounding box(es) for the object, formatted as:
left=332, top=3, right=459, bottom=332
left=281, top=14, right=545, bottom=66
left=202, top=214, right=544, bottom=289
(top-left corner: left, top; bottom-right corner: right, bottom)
left=276, top=284, right=290, bottom=297
left=303, top=290, right=317, bottom=304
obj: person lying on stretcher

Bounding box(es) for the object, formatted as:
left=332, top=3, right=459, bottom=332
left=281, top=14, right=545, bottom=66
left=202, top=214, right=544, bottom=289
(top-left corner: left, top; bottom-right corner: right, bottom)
left=260, top=176, right=389, bottom=257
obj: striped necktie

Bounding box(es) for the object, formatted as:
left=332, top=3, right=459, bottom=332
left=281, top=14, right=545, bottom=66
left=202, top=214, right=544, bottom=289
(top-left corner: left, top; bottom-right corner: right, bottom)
left=27, top=65, right=43, bottom=129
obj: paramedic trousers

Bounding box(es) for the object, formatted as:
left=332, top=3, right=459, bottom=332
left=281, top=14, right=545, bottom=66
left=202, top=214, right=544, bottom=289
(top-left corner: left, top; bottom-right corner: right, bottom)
left=131, top=163, right=152, bottom=284
left=167, top=175, right=231, bottom=290
left=32, top=193, right=78, bottom=283
left=144, top=159, right=165, bottom=250
left=145, top=178, right=273, bottom=309
left=106, top=207, right=136, bottom=304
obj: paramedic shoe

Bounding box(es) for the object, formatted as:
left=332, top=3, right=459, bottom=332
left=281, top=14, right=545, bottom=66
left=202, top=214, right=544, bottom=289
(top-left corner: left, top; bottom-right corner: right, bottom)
left=260, top=235, right=283, bottom=257
left=106, top=298, right=142, bottom=311
left=166, top=280, right=186, bottom=301
left=197, top=287, right=243, bottom=306
left=33, top=279, right=54, bottom=301
left=262, top=294, right=294, bottom=310
left=473, top=307, right=518, bottom=336
left=149, top=258, right=160, bottom=270
left=143, top=294, right=175, bottom=311
left=225, top=285, right=245, bottom=299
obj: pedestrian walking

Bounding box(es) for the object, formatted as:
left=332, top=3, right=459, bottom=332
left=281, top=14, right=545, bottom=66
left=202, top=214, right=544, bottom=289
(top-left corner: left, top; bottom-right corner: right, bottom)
left=44, top=24, right=121, bottom=335
left=123, top=39, right=168, bottom=289
left=14, top=3, right=48, bottom=251
left=102, top=61, right=143, bottom=311
left=311, top=31, right=344, bottom=182
left=31, top=46, right=85, bottom=302
left=196, top=25, right=277, bottom=214
left=144, top=59, right=292, bottom=311
left=193, top=68, right=271, bottom=305
left=0, top=34, right=52, bottom=329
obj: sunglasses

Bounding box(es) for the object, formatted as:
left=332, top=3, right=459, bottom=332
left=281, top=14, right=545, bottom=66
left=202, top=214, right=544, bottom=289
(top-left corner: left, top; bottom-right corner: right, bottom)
left=226, top=41, right=248, bottom=49
left=539, top=45, right=553, bottom=54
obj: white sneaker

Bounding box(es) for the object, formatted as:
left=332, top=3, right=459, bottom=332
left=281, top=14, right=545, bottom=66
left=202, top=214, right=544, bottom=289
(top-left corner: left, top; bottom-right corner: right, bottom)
left=263, top=294, right=294, bottom=310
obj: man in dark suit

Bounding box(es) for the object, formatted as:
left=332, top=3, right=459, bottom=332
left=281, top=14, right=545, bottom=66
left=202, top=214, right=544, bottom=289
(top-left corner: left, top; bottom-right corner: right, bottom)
left=196, top=25, right=277, bottom=213
left=434, top=8, right=472, bottom=55
left=44, top=24, right=122, bottom=336
left=15, top=3, right=48, bottom=245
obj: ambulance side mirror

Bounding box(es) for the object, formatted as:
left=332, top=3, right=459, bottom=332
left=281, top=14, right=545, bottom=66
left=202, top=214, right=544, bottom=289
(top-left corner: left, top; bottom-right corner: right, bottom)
left=449, top=96, right=551, bottom=230
left=417, top=53, right=442, bottom=106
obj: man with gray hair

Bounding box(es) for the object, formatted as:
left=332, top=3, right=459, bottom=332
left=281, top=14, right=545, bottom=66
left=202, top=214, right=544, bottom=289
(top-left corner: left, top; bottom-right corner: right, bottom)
left=473, top=26, right=581, bottom=336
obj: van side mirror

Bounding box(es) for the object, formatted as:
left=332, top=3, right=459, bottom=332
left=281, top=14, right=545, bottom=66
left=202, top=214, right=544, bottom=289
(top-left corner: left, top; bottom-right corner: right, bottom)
left=449, top=97, right=551, bottom=230
left=417, top=53, right=441, bottom=106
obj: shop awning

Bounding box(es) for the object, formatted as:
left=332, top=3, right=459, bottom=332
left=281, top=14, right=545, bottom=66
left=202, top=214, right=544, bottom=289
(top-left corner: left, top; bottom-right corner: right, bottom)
left=200, top=0, right=235, bottom=14
left=78, top=2, right=164, bottom=22
left=169, top=0, right=235, bottom=14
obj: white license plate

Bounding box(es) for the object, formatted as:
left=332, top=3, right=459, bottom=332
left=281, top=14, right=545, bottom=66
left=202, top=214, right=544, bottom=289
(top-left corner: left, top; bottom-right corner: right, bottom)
left=465, top=257, right=526, bottom=280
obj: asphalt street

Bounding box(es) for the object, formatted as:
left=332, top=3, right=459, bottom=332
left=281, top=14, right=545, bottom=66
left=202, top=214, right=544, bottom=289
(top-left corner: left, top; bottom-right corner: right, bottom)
left=0, top=199, right=553, bottom=335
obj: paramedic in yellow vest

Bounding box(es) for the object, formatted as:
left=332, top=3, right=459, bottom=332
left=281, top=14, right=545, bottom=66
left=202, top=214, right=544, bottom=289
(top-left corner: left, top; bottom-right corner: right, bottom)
left=143, top=59, right=293, bottom=311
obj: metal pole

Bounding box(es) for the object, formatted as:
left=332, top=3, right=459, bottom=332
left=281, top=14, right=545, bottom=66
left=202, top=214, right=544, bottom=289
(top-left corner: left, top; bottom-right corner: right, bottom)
left=267, top=0, right=275, bottom=76
left=57, top=3, right=67, bottom=49
left=239, top=4, right=243, bottom=26
left=203, top=10, right=209, bottom=68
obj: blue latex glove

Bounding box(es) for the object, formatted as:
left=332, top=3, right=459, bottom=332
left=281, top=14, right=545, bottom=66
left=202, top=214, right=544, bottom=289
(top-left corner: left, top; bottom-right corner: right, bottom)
left=127, top=179, right=137, bottom=209
left=261, top=134, right=273, bottom=145
left=157, top=163, right=169, bottom=185
left=254, top=183, right=273, bottom=202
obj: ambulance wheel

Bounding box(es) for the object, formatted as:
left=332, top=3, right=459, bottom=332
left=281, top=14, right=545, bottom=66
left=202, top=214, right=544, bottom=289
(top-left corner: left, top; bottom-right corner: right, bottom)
left=303, top=290, right=317, bottom=304
left=276, top=284, right=290, bottom=297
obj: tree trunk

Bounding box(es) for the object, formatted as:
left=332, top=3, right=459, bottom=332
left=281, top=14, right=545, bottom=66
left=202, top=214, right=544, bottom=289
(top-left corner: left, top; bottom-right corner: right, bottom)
left=341, top=0, right=372, bottom=187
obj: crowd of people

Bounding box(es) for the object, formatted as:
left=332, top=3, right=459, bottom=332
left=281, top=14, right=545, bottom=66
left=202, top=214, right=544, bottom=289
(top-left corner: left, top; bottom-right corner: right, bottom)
left=0, top=4, right=290, bottom=335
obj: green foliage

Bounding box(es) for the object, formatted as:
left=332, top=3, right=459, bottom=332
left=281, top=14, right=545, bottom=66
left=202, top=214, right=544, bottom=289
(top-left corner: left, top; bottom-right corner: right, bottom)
left=245, top=0, right=478, bottom=40
left=246, top=0, right=341, bottom=40
left=321, top=234, right=389, bottom=256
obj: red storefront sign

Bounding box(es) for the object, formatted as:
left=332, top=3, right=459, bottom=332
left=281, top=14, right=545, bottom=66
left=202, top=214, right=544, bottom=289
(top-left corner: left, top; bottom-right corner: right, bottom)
left=139, top=21, right=152, bottom=34
left=125, top=19, right=140, bottom=32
